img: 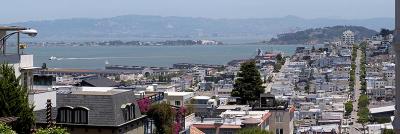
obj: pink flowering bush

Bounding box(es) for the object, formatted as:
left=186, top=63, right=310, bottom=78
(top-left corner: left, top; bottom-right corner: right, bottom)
left=172, top=122, right=181, bottom=134
left=172, top=106, right=187, bottom=133
left=137, top=97, right=151, bottom=113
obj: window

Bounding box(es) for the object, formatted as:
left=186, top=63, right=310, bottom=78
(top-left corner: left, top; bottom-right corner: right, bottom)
left=275, top=128, right=283, bottom=134
left=124, top=105, right=130, bottom=121
left=129, top=104, right=135, bottom=120
left=74, top=107, right=89, bottom=124
left=122, top=103, right=137, bottom=121
left=175, top=101, right=181, bottom=106
left=275, top=112, right=284, bottom=122
left=57, top=107, right=73, bottom=123
left=57, top=106, right=88, bottom=124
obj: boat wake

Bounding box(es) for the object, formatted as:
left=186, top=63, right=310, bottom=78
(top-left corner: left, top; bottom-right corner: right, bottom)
left=49, top=56, right=185, bottom=60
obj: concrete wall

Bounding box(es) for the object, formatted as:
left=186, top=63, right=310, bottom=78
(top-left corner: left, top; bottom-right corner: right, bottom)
left=20, top=54, right=33, bottom=68
left=167, top=96, right=185, bottom=106
left=29, top=90, right=57, bottom=111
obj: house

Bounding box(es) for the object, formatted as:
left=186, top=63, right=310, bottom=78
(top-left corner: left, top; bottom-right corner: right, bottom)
left=165, top=92, right=194, bottom=107
left=187, top=96, right=218, bottom=117
left=253, top=93, right=295, bottom=134
left=191, top=110, right=271, bottom=134
left=370, top=105, right=395, bottom=119
left=34, top=87, right=147, bottom=134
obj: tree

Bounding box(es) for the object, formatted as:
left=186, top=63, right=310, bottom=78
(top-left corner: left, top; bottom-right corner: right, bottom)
left=267, top=76, right=273, bottom=83
left=383, top=129, right=395, bottom=134
left=147, top=102, right=175, bottom=134
left=237, top=128, right=273, bottom=134
left=379, top=28, right=393, bottom=37
left=231, top=61, right=265, bottom=105
left=0, top=64, right=35, bottom=133
left=344, top=101, right=353, bottom=116
left=311, top=46, right=316, bottom=52
left=358, top=94, right=369, bottom=108
left=276, top=54, right=283, bottom=64
left=0, top=123, right=15, bottom=134
left=36, top=127, right=69, bottom=134
left=357, top=107, right=370, bottom=134
left=304, top=82, right=310, bottom=94
left=273, top=63, right=282, bottom=73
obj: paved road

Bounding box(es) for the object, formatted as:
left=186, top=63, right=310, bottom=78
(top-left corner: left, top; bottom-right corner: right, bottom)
left=265, top=58, right=290, bottom=93
left=349, top=49, right=363, bottom=134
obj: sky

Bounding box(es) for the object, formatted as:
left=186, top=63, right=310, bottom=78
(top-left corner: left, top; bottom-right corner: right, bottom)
left=0, top=0, right=395, bottom=23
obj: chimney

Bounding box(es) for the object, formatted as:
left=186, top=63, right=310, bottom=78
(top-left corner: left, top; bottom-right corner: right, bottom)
left=46, top=99, right=53, bottom=128
left=200, top=115, right=204, bottom=123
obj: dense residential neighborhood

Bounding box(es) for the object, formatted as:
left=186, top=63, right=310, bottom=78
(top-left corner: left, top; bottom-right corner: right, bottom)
left=0, top=25, right=395, bottom=134
left=0, top=1, right=398, bottom=133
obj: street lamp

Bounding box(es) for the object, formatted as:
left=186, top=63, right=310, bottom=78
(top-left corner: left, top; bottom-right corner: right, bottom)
left=0, top=28, right=38, bottom=54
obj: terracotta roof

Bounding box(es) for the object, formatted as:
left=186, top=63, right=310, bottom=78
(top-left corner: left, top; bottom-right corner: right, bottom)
left=192, top=124, right=241, bottom=129
left=242, top=117, right=260, bottom=124
left=289, top=106, right=296, bottom=113
left=193, top=124, right=216, bottom=129
left=190, top=126, right=205, bottom=134
left=220, top=125, right=241, bottom=129
left=259, top=112, right=272, bottom=126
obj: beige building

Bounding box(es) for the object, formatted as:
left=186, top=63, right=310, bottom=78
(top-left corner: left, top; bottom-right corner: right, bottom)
left=268, top=106, right=295, bottom=134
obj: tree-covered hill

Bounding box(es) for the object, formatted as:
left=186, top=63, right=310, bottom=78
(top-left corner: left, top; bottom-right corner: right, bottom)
left=268, top=26, right=378, bottom=45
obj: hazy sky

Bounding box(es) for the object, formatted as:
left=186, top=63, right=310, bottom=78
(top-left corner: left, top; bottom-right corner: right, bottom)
left=1, top=0, right=395, bottom=23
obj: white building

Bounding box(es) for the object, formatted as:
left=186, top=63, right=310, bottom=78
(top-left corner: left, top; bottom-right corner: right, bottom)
left=165, top=92, right=194, bottom=106
left=342, top=30, right=355, bottom=45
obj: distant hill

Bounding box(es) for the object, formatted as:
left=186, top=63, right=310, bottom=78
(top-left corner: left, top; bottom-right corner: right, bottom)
left=268, top=26, right=378, bottom=45
left=5, top=15, right=393, bottom=41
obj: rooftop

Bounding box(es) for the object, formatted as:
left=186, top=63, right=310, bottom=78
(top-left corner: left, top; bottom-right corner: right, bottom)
left=297, top=124, right=339, bottom=133
left=216, top=105, right=251, bottom=110
left=166, top=92, right=194, bottom=96
left=193, top=96, right=211, bottom=100
left=70, top=87, right=129, bottom=95
left=370, top=105, right=395, bottom=114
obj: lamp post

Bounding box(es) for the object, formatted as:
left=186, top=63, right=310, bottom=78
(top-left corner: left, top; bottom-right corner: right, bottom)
left=393, top=0, right=400, bottom=133
left=0, top=28, right=37, bottom=55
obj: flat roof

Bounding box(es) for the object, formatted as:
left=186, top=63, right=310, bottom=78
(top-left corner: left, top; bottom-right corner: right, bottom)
left=70, top=87, right=129, bottom=95
left=193, top=96, right=211, bottom=100
left=216, top=105, right=250, bottom=110
left=370, top=105, right=395, bottom=114
left=166, top=92, right=194, bottom=96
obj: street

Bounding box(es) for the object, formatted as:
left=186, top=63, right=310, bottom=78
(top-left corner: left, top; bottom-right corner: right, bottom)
left=349, top=49, right=363, bottom=134
left=265, top=58, right=290, bottom=93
